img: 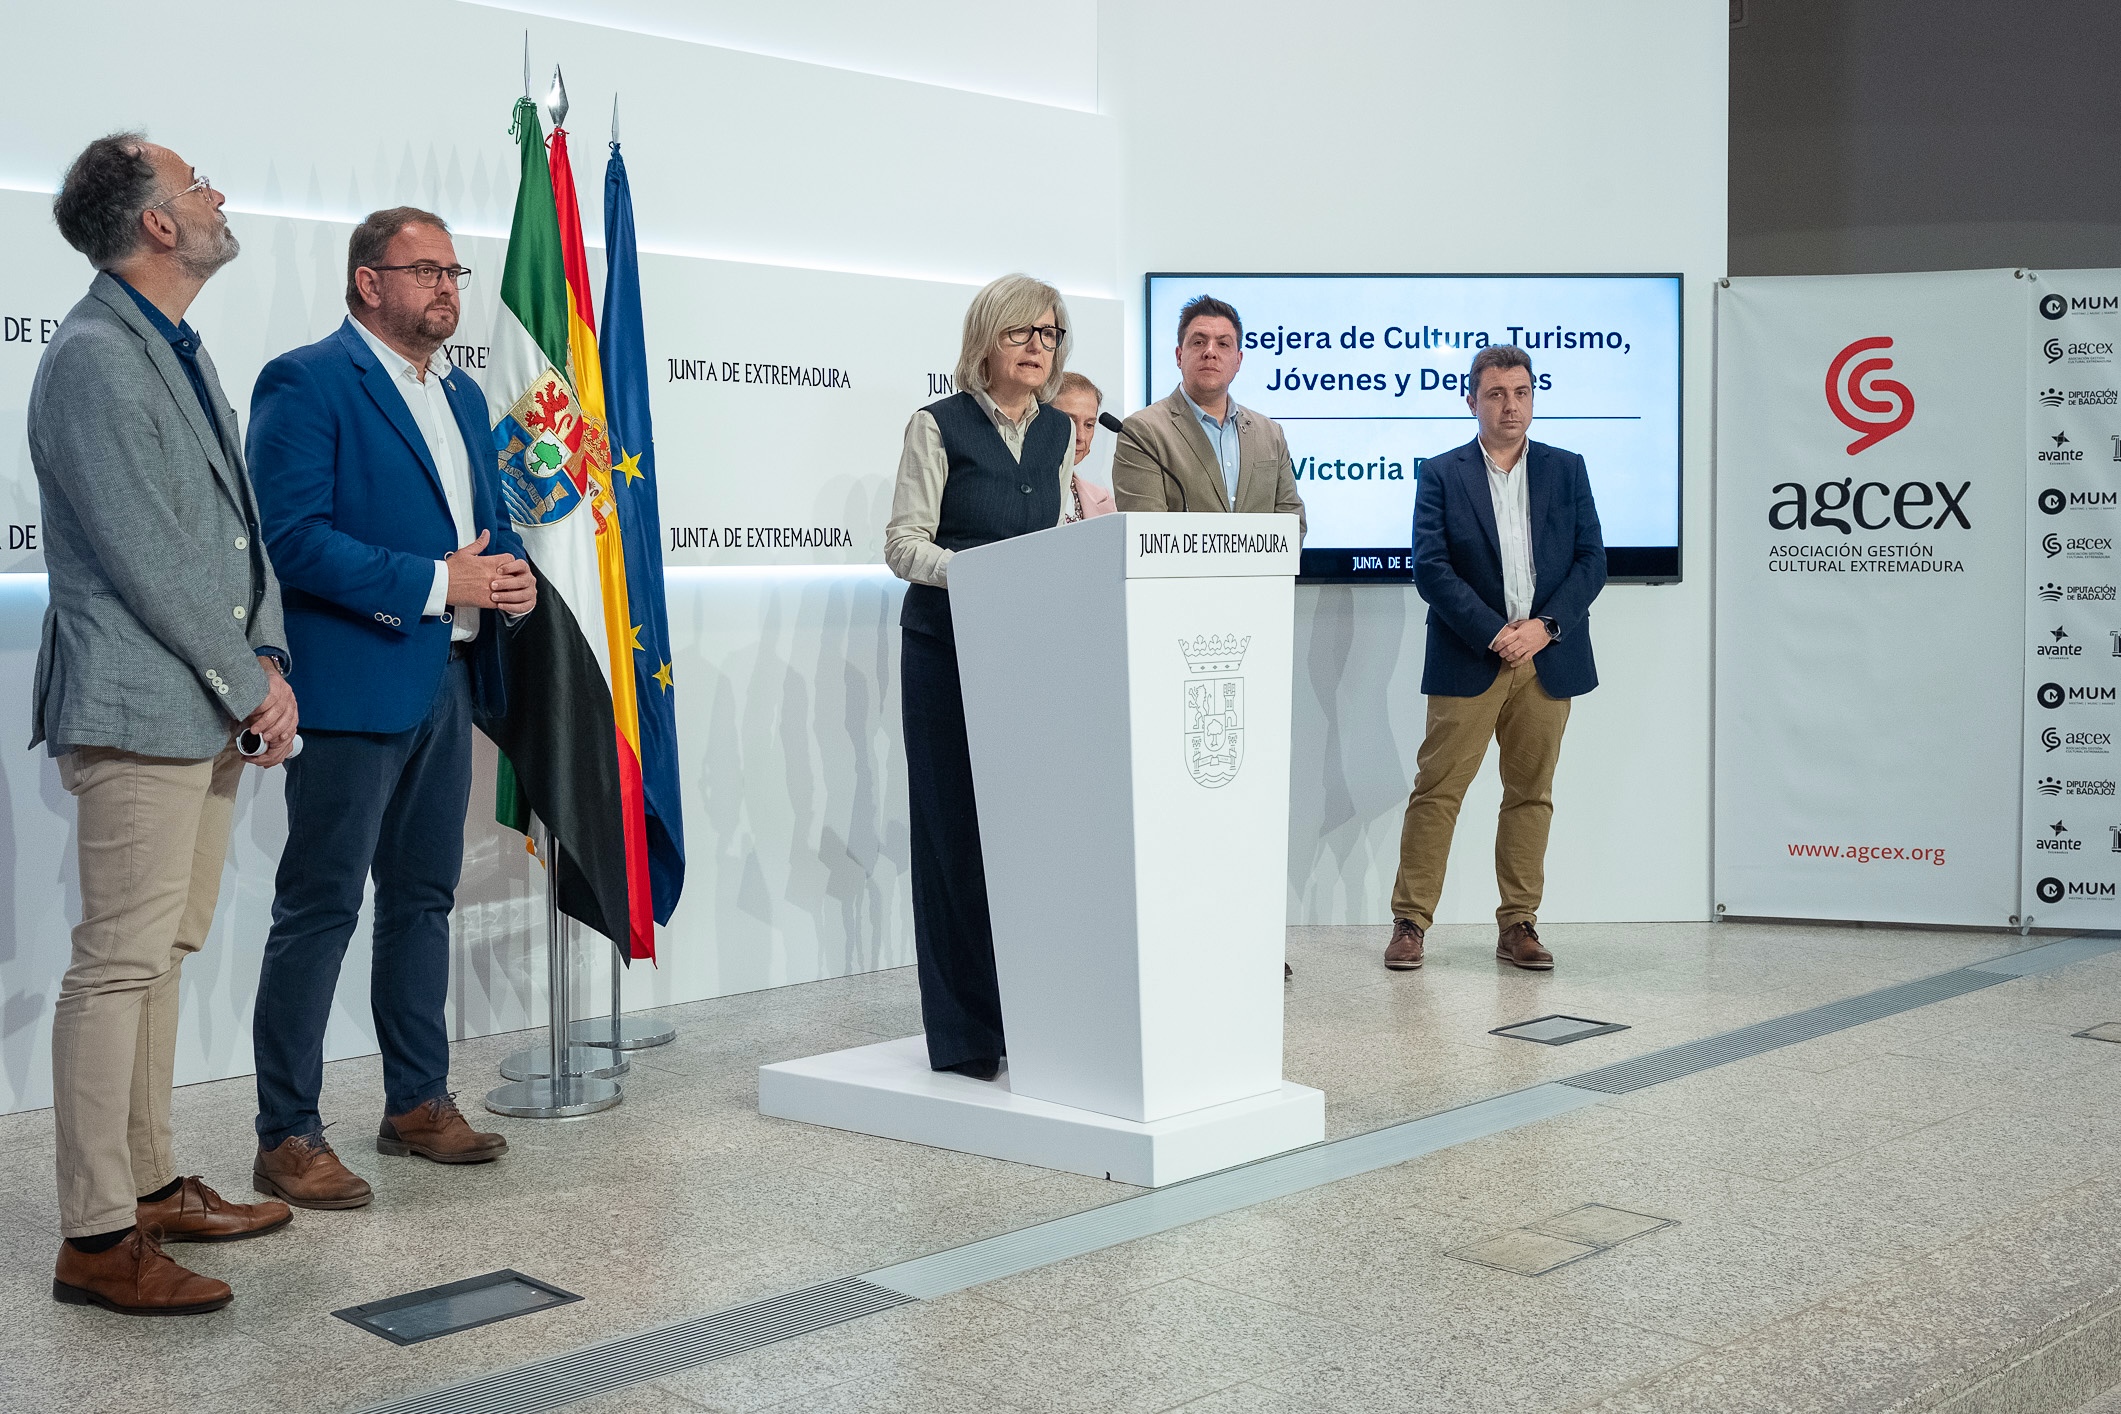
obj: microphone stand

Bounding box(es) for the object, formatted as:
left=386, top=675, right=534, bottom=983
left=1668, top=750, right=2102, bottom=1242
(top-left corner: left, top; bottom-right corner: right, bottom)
left=1099, top=411, right=1188, bottom=513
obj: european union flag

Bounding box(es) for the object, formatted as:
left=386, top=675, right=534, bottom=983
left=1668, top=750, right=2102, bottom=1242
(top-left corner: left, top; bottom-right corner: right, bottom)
left=601, top=139, right=685, bottom=925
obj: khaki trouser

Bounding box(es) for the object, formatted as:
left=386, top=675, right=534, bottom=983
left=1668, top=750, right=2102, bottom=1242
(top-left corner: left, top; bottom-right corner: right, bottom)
left=1392, top=660, right=1571, bottom=932
left=51, top=744, right=242, bottom=1238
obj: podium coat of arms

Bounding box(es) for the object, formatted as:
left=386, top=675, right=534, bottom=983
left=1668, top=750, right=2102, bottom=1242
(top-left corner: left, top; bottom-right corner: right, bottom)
left=1181, top=634, right=1250, bottom=788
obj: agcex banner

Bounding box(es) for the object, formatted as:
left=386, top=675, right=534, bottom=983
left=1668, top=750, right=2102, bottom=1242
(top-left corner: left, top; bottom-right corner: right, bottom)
left=1715, top=270, right=2026, bottom=927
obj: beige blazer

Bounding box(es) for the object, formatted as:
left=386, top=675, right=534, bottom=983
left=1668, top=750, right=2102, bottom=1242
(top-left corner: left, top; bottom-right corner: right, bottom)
left=1111, top=388, right=1306, bottom=534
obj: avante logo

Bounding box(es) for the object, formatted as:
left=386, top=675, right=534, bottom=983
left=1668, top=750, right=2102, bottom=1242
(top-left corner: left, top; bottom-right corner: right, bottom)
left=2042, top=294, right=2069, bottom=320
left=2041, top=431, right=2084, bottom=463
left=1824, top=337, right=1914, bottom=454
left=2037, top=819, right=2083, bottom=851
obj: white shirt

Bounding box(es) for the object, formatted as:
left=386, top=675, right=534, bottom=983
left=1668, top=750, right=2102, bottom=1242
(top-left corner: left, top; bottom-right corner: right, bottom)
left=350, top=318, right=478, bottom=642
left=1481, top=439, right=1536, bottom=623
left=883, top=390, right=1072, bottom=587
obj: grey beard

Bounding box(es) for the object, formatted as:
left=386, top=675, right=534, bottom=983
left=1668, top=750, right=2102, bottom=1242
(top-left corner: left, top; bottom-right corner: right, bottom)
left=174, top=217, right=240, bottom=279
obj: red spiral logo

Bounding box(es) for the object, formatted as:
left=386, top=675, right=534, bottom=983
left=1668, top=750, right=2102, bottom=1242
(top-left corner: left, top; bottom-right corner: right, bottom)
left=1825, top=336, right=1914, bottom=455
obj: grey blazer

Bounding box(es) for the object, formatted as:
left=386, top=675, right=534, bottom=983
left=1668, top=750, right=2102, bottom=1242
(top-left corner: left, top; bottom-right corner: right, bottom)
left=27, top=273, right=287, bottom=759
left=1111, top=388, right=1307, bottom=534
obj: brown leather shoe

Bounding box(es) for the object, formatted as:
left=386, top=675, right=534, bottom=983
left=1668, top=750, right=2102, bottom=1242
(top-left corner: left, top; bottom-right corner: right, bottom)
left=378, top=1094, right=508, bottom=1164
left=1496, top=921, right=1554, bottom=970
left=1384, top=919, right=1426, bottom=970
left=138, top=1176, right=291, bottom=1243
left=53, top=1228, right=232, bottom=1315
left=254, top=1132, right=374, bottom=1210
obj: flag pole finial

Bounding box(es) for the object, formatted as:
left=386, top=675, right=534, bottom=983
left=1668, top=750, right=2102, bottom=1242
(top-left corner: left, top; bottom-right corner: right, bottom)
left=546, top=64, right=570, bottom=129
left=611, top=93, right=621, bottom=145
left=522, top=31, right=532, bottom=99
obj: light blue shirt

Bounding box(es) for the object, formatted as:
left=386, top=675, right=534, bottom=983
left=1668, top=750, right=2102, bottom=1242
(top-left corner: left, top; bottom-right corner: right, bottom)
left=1180, top=386, right=1242, bottom=507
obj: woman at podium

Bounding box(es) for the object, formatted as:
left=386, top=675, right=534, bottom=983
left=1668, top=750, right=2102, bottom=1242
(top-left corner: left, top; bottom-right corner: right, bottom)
left=882, top=274, right=1076, bottom=1081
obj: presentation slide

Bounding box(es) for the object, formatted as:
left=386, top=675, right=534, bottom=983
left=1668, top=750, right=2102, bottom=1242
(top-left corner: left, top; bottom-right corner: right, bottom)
left=1143, top=274, right=1683, bottom=582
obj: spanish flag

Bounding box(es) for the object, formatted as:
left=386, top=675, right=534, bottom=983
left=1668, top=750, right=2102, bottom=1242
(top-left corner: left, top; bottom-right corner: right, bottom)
left=482, top=94, right=639, bottom=959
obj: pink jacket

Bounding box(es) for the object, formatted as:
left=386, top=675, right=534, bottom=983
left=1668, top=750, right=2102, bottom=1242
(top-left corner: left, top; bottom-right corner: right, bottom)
left=1070, top=472, right=1117, bottom=521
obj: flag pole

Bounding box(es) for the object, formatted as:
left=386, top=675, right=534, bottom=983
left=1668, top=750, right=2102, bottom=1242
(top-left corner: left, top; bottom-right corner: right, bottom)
left=486, top=826, right=624, bottom=1116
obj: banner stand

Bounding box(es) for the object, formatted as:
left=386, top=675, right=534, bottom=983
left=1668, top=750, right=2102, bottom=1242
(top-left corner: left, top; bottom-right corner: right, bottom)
left=486, top=827, right=625, bottom=1118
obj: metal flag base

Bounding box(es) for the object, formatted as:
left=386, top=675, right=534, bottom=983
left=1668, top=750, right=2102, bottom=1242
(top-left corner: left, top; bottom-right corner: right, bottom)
left=568, top=1015, right=676, bottom=1050
left=500, top=1043, right=628, bottom=1082
left=485, top=824, right=625, bottom=1120
left=485, top=1073, right=622, bottom=1119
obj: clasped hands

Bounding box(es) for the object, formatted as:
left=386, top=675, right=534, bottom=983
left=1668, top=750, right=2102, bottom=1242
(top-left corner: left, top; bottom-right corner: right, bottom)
left=446, top=529, right=538, bottom=616
left=1488, top=618, right=1553, bottom=667
left=243, top=656, right=299, bottom=767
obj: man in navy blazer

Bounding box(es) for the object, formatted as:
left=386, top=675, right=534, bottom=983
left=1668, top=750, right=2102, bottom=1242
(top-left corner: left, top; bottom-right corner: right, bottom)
left=246, top=208, right=535, bottom=1208
left=1384, top=345, right=1605, bottom=974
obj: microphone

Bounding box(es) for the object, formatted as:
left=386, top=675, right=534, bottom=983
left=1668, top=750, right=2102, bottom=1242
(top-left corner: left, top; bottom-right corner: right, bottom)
left=237, top=730, right=303, bottom=762
left=1099, top=411, right=1187, bottom=513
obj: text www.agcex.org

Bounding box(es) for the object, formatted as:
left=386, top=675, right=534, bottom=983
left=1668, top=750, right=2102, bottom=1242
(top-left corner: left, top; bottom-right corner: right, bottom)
left=1788, top=843, right=1947, bottom=867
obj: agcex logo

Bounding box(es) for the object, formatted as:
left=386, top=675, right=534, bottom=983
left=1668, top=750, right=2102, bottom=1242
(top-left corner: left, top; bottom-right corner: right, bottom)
left=1825, top=336, right=1914, bottom=455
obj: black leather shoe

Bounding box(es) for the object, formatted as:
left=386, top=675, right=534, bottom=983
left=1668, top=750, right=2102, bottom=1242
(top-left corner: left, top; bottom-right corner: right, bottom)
left=939, top=1057, right=1001, bottom=1081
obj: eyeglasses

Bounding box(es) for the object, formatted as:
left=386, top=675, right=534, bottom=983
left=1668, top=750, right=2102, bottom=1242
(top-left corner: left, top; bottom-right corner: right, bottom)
left=1000, top=324, right=1066, bottom=351
left=149, top=174, right=213, bottom=212
left=368, top=262, right=473, bottom=289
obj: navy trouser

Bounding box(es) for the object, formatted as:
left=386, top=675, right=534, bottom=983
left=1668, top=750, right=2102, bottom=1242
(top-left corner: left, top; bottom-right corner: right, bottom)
left=253, top=658, right=472, bottom=1146
left=900, top=622, right=1006, bottom=1070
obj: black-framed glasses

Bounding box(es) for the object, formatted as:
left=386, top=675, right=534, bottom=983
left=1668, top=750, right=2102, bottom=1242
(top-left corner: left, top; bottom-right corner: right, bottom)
left=1001, top=324, right=1066, bottom=350
left=149, top=174, right=213, bottom=212
left=368, top=262, right=472, bottom=289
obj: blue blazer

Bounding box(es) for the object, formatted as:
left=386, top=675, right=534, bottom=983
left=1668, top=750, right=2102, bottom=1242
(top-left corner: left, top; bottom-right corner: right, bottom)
left=1412, top=438, right=1606, bottom=699
left=247, top=319, right=524, bottom=733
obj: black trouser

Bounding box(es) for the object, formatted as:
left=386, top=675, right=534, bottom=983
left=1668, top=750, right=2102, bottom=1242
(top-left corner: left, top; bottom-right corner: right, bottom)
left=899, top=619, right=1006, bottom=1070
left=253, top=658, right=472, bottom=1144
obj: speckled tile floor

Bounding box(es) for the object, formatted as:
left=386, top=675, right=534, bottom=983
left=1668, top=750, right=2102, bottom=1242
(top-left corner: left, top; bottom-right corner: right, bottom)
left=4, top=921, right=2121, bottom=1413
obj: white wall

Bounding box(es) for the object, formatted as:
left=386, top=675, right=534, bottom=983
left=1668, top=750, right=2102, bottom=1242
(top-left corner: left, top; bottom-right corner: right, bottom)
left=0, top=0, right=1726, bottom=1114
left=1101, top=2, right=1727, bottom=928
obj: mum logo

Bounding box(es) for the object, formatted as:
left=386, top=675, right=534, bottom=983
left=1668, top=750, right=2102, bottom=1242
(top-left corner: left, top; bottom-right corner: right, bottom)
left=1825, top=336, right=1914, bottom=454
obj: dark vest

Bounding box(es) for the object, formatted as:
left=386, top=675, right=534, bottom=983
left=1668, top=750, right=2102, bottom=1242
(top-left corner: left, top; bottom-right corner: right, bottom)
left=900, top=391, right=1069, bottom=643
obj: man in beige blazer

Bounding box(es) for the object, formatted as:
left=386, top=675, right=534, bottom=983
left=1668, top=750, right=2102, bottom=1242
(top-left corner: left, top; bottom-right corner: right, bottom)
left=1112, top=294, right=1307, bottom=531
left=1114, top=296, right=1303, bottom=980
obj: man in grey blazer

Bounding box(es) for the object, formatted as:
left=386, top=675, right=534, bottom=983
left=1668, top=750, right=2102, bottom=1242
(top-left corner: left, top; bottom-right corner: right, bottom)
left=1111, top=294, right=1307, bottom=530
left=30, top=133, right=298, bottom=1317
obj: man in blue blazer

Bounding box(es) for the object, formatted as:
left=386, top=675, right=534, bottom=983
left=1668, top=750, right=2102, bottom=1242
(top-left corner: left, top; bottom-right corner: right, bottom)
left=1385, top=345, right=1605, bottom=973
left=246, top=208, right=536, bottom=1208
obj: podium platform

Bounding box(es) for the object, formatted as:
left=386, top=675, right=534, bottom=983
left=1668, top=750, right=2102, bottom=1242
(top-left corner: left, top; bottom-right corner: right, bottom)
left=759, top=1036, right=1323, bottom=1187
left=761, top=513, right=1324, bottom=1187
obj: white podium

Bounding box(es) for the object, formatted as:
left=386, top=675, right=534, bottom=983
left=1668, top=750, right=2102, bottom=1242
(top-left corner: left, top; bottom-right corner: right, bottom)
left=760, top=513, right=1323, bottom=1187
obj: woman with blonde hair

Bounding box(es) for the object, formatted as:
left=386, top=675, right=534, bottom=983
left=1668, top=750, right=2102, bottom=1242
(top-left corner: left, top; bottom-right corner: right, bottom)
left=883, top=273, right=1074, bottom=1080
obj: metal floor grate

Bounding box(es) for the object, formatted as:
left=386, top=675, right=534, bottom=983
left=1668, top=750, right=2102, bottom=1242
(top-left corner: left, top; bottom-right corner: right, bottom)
left=358, top=1277, right=908, bottom=1414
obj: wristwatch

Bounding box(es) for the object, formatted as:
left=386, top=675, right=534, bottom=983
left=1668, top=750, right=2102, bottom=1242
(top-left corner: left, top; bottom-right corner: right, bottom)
left=1537, top=616, right=1560, bottom=642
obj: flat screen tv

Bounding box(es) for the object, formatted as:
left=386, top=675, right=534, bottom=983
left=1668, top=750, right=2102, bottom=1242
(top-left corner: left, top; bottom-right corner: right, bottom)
left=1142, top=273, right=1683, bottom=583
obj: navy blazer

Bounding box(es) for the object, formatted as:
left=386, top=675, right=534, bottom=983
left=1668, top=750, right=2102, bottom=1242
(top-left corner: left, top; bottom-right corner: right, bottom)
left=1411, top=438, right=1606, bottom=699
left=247, top=320, right=525, bottom=733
